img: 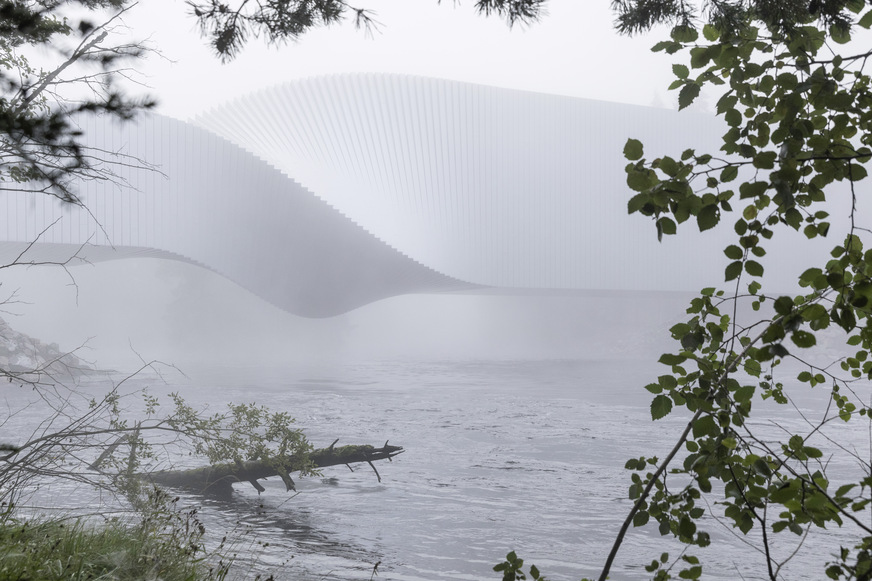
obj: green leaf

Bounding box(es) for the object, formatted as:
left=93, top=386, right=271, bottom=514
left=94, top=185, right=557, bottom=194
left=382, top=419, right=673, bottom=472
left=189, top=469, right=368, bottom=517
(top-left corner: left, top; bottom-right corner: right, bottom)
left=624, top=138, right=644, bottom=161
left=645, top=382, right=663, bottom=394
left=771, top=521, right=789, bottom=532
left=836, top=483, right=857, bottom=497
left=659, top=353, right=687, bottom=365
left=724, top=107, right=742, bottom=127
left=720, top=165, right=739, bottom=182
left=745, top=260, right=764, bottom=277
left=753, top=457, right=772, bottom=477
left=739, top=181, right=768, bottom=199
left=799, top=268, right=823, bottom=285
left=803, top=446, right=823, bottom=459
left=860, top=8, right=872, bottom=29
left=652, top=40, right=681, bottom=53
left=697, top=204, right=719, bottom=231
left=670, top=322, right=690, bottom=336
left=702, top=24, right=720, bottom=41
left=678, top=517, right=697, bottom=538
left=717, top=94, right=738, bottom=114
left=628, top=193, right=649, bottom=214
left=627, top=167, right=655, bottom=192
left=659, top=521, right=670, bottom=536
left=681, top=329, right=704, bottom=351
left=784, top=208, right=803, bottom=230
left=725, top=260, right=743, bottom=281
left=658, top=374, right=678, bottom=389
left=791, top=331, right=817, bottom=348
left=739, top=514, right=754, bottom=535
left=771, top=482, right=798, bottom=503
left=744, top=358, right=762, bottom=377
left=689, top=46, right=710, bottom=69
left=673, top=63, right=689, bottom=79
left=679, top=566, right=703, bottom=580
left=658, top=216, right=677, bottom=236
left=633, top=510, right=650, bottom=527
left=678, top=83, right=701, bottom=110
left=651, top=394, right=673, bottom=420
left=724, top=245, right=744, bottom=260
left=830, top=23, right=852, bottom=44
left=671, top=25, right=698, bottom=43
left=734, top=384, right=755, bottom=403
left=766, top=343, right=790, bottom=359
left=753, top=151, right=777, bottom=170
left=692, top=414, right=719, bottom=439
left=658, top=156, right=679, bottom=176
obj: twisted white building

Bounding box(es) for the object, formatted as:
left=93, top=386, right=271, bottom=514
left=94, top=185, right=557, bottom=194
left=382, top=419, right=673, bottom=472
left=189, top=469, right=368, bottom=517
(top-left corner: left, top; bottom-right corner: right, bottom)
left=0, top=75, right=824, bottom=317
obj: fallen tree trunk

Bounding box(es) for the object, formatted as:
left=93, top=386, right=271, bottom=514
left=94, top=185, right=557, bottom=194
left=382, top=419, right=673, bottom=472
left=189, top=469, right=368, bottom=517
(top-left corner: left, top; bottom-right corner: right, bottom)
left=144, top=440, right=404, bottom=495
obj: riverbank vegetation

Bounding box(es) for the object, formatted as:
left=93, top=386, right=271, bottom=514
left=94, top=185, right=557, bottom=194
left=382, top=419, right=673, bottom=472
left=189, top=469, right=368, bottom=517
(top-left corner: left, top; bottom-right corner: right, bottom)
left=0, top=370, right=313, bottom=578
left=0, top=488, right=231, bottom=581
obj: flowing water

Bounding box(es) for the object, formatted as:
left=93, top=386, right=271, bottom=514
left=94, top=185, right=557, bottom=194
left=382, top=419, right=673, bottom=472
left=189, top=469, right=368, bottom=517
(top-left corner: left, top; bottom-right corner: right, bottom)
left=3, top=358, right=869, bottom=580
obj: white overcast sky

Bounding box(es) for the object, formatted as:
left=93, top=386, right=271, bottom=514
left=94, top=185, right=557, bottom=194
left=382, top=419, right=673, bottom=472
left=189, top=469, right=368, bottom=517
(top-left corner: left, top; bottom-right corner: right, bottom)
left=120, top=0, right=677, bottom=121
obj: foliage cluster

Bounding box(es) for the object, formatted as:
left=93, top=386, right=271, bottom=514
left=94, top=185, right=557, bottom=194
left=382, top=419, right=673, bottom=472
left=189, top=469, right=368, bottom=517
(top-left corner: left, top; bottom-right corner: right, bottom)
left=0, top=487, right=229, bottom=581
left=187, top=0, right=546, bottom=60
left=164, top=394, right=318, bottom=481
left=0, top=0, right=153, bottom=203
left=1, top=373, right=318, bottom=509
left=0, top=368, right=321, bottom=578
left=593, top=1, right=872, bottom=580
left=493, top=550, right=548, bottom=581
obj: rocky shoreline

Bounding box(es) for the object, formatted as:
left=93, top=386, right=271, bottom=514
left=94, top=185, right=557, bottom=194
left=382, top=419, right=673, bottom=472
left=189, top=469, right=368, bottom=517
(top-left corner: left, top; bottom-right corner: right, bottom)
left=0, top=317, right=93, bottom=380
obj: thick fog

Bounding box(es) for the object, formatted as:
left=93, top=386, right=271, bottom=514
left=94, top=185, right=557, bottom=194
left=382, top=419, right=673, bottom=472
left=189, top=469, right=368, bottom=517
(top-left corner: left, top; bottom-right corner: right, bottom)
left=0, top=257, right=696, bottom=372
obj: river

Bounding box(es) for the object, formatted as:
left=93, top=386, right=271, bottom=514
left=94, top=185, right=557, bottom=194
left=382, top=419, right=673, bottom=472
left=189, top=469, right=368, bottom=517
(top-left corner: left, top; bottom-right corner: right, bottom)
left=5, top=355, right=866, bottom=581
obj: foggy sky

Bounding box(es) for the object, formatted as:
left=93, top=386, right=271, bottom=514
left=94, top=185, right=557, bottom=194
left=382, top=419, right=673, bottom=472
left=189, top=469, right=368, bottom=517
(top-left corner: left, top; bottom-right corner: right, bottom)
left=119, top=0, right=678, bottom=121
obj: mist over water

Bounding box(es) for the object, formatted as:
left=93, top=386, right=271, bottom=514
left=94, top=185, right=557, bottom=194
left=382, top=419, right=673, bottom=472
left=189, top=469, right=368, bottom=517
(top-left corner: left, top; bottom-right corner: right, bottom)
left=0, top=258, right=692, bottom=368
left=1, top=258, right=859, bottom=580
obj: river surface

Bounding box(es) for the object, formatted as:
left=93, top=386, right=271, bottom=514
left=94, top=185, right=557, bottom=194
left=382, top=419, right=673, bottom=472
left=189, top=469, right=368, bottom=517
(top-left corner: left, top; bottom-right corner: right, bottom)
left=3, top=358, right=868, bottom=580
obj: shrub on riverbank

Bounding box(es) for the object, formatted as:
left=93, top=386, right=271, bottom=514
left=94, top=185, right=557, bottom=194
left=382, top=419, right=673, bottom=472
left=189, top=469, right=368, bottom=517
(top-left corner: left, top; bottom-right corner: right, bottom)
left=0, top=492, right=231, bottom=581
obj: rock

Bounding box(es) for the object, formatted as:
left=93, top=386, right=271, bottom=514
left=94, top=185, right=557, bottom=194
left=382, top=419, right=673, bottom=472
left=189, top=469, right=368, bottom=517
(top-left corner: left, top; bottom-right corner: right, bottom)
left=0, top=316, right=93, bottom=382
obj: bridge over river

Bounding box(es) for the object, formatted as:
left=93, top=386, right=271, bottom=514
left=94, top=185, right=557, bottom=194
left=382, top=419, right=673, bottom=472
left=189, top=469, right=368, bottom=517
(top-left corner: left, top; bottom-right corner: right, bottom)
left=0, top=75, right=837, bottom=317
